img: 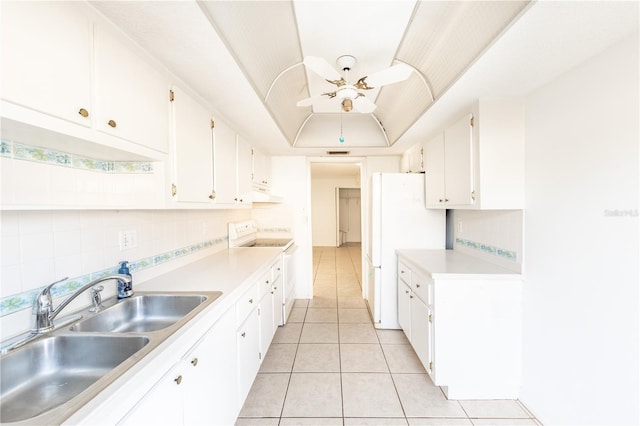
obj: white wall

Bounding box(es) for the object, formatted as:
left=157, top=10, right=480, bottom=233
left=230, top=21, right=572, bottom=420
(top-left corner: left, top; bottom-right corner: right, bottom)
left=521, top=34, right=639, bottom=425
left=266, top=156, right=313, bottom=299
left=310, top=174, right=359, bottom=246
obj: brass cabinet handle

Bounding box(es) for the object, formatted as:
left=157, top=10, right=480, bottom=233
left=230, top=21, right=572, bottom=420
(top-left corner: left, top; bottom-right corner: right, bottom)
left=241, top=332, right=246, bottom=338
left=191, top=357, right=198, bottom=367
left=107, top=119, right=117, bottom=128
left=209, top=191, right=216, bottom=200
left=405, top=290, right=409, bottom=294
left=249, top=298, right=254, bottom=304
left=174, top=375, right=182, bottom=385
left=416, top=284, right=421, bottom=288
left=78, top=108, right=89, bottom=118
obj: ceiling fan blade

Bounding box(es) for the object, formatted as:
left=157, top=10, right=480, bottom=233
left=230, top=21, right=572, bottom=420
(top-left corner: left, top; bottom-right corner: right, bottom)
left=303, top=56, right=342, bottom=81
left=362, top=63, right=413, bottom=88
left=353, top=96, right=377, bottom=113
left=296, top=92, right=336, bottom=107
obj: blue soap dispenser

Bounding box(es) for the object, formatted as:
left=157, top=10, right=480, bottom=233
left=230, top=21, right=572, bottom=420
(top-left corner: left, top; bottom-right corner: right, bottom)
left=117, top=261, right=133, bottom=298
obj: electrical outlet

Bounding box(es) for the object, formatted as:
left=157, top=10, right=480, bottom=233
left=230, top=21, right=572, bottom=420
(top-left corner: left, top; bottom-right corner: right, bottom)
left=457, top=220, right=463, bottom=233
left=119, top=230, right=138, bottom=251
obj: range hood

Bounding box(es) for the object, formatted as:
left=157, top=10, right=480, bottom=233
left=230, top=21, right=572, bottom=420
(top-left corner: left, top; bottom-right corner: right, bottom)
left=250, top=189, right=283, bottom=203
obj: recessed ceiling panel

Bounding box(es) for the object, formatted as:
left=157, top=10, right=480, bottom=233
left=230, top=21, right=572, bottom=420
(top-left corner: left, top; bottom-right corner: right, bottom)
left=374, top=72, right=432, bottom=143
left=295, top=114, right=388, bottom=148
left=398, top=1, right=530, bottom=98
left=200, top=1, right=301, bottom=99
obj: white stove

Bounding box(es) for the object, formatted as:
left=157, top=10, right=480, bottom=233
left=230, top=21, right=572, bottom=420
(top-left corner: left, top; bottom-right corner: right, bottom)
left=228, top=220, right=293, bottom=249
left=228, top=220, right=297, bottom=325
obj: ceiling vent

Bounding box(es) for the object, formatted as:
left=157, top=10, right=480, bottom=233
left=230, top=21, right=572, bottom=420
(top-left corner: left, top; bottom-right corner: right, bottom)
left=327, top=151, right=350, bottom=155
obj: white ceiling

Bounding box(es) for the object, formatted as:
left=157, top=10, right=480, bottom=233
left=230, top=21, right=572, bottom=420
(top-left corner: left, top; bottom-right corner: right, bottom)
left=89, top=1, right=639, bottom=157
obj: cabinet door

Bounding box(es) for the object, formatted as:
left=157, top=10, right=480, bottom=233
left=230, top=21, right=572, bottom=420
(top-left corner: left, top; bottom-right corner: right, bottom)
left=272, top=273, right=284, bottom=327
left=183, top=309, right=238, bottom=426
left=259, top=291, right=275, bottom=360
left=237, top=136, right=253, bottom=205
left=410, top=295, right=433, bottom=375
left=118, top=363, right=183, bottom=426
left=424, top=133, right=445, bottom=207
left=212, top=120, right=238, bottom=204
left=1, top=1, right=92, bottom=126
left=444, top=114, right=473, bottom=205
left=237, top=310, right=260, bottom=403
left=398, top=281, right=411, bottom=340
left=93, top=25, right=169, bottom=153
left=170, top=86, right=214, bottom=203
left=252, top=147, right=271, bottom=188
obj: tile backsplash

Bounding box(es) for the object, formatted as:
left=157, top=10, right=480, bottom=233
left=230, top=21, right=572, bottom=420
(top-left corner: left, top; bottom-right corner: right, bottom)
left=0, top=209, right=251, bottom=319
left=451, top=209, right=523, bottom=272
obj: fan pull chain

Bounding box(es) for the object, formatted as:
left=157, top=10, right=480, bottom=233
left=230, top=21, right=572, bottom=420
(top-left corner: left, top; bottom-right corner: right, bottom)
left=339, top=112, right=345, bottom=143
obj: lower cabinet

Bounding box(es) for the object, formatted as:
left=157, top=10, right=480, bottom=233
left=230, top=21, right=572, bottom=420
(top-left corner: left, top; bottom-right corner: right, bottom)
left=119, top=307, right=238, bottom=425
left=237, top=308, right=260, bottom=404
left=397, top=252, right=522, bottom=399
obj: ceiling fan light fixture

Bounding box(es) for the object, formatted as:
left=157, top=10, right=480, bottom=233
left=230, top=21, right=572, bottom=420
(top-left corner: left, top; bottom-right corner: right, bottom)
left=341, top=98, right=353, bottom=112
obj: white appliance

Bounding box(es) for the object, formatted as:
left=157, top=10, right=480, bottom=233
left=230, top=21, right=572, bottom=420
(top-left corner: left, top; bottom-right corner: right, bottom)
left=366, top=173, right=445, bottom=329
left=228, top=220, right=297, bottom=325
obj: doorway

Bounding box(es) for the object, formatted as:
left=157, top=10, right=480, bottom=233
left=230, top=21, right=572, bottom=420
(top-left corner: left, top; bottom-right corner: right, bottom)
left=336, top=188, right=361, bottom=247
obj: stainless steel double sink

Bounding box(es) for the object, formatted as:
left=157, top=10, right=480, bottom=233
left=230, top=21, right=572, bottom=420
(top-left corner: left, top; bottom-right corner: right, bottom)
left=0, top=291, right=222, bottom=424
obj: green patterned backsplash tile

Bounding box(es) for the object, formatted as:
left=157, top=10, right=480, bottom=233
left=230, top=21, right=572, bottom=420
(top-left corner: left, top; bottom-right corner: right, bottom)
left=455, top=237, right=517, bottom=261
left=1, top=140, right=153, bottom=174
left=0, top=235, right=229, bottom=317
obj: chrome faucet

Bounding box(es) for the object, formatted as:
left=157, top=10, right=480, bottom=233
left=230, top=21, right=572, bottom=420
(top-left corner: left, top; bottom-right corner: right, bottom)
left=32, top=274, right=133, bottom=334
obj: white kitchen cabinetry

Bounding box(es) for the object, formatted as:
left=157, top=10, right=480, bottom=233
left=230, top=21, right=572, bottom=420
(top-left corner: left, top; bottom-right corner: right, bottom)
left=119, top=307, right=238, bottom=425
left=93, top=25, right=169, bottom=154
left=397, top=250, right=522, bottom=399
left=251, top=147, right=272, bottom=190
left=169, top=86, right=214, bottom=203
left=397, top=262, right=434, bottom=375
left=1, top=2, right=92, bottom=127
left=237, top=307, right=261, bottom=406
left=424, top=99, right=524, bottom=209
left=402, top=143, right=424, bottom=173
left=425, top=114, right=473, bottom=207
left=237, top=136, right=253, bottom=205
left=272, top=263, right=284, bottom=326
left=212, top=120, right=252, bottom=206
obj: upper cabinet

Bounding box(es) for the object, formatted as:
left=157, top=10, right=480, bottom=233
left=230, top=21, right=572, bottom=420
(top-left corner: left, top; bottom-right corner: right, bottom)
left=1, top=1, right=169, bottom=158
left=212, top=120, right=251, bottom=207
left=251, top=147, right=272, bottom=190
left=169, top=86, right=214, bottom=204
left=425, top=114, right=474, bottom=207
left=402, top=144, right=424, bottom=173
left=424, top=99, right=524, bottom=210
left=93, top=25, right=169, bottom=154
left=1, top=2, right=92, bottom=127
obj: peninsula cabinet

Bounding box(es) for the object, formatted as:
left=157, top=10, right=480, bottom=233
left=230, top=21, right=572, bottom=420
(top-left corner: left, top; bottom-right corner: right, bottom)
left=396, top=249, right=522, bottom=399
left=424, top=99, right=524, bottom=210
left=169, top=86, right=214, bottom=204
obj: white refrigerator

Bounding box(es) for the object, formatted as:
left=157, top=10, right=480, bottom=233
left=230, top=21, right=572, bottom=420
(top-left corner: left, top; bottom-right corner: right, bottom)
left=366, top=173, right=445, bottom=329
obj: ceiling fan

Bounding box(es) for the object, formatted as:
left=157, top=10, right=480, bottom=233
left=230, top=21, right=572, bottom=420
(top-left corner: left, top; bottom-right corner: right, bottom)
left=297, top=55, right=412, bottom=113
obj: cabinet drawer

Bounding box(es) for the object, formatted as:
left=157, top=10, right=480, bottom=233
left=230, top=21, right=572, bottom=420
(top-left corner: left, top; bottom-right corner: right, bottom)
left=258, top=269, right=272, bottom=297
left=272, top=261, right=282, bottom=282
left=398, top=261, right=411, bottom=285
left=236, top=282, right=258, bottom=324
left=411, top=272, right=433, bottom=306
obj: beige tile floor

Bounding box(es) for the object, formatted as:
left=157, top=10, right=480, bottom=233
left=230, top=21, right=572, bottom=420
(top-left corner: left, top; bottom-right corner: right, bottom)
left=237, top=245, right=540, bottom=426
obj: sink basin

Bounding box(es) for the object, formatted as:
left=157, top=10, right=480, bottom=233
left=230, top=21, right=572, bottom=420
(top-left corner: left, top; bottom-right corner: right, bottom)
left=0, top=334, right=149, bottom=423
left=70, top=294, right=209, bottom=333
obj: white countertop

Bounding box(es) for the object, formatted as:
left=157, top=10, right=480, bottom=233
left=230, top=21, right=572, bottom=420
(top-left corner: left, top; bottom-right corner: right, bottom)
left=396, top=249, right=521, bottom=280
left=64, top=246, right=283, bottom=426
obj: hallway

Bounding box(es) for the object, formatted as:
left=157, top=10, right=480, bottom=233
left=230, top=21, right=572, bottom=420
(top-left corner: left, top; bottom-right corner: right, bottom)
left=236, top=246, right=538, bottom=425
